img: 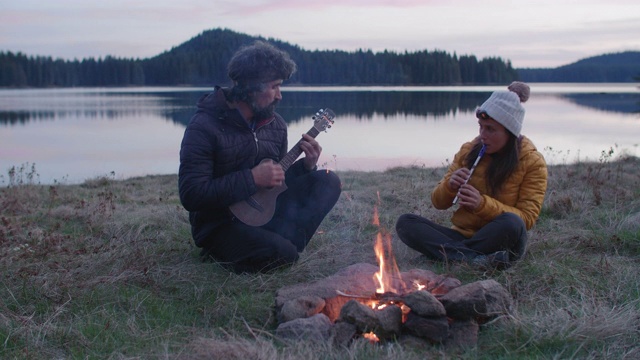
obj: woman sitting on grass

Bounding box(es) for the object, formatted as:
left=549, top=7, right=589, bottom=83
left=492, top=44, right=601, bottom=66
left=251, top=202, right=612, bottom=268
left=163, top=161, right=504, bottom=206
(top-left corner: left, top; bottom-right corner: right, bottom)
left=396, top=82, right=548, bottom=269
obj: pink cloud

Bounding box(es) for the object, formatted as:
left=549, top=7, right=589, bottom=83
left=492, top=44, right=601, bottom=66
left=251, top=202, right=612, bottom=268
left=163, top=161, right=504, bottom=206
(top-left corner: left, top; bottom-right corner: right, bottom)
left=227, top=0, right=447, bottom=16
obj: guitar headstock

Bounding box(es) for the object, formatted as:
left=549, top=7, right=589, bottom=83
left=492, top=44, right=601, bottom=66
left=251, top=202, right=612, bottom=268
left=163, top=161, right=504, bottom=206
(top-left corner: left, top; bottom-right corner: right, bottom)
left=312, top=108, right=335, bottom=132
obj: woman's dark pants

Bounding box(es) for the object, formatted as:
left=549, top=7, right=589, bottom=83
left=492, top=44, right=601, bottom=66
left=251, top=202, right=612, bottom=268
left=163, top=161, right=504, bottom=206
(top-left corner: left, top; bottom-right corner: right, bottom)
left=395, top=212, right=527, bottom=263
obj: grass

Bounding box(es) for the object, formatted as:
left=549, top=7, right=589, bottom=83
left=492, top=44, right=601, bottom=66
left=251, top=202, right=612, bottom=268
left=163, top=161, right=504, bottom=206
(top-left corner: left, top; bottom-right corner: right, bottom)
left=1, top=155, right=639, bottom=359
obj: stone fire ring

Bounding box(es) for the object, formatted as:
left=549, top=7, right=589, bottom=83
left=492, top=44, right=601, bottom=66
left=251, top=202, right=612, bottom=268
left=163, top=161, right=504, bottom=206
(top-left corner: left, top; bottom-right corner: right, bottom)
left=274, top=263, right=513, bottom=347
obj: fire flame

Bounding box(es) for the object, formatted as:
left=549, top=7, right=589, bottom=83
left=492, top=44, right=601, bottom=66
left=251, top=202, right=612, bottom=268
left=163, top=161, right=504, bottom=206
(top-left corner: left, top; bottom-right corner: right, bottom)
left=413, top=280, right=426, bottom=291
left=355, top=193, right=431, bottom=343
left=363, top=331, right=380, bottom=343
left=372, top=191, right=405, bottom=295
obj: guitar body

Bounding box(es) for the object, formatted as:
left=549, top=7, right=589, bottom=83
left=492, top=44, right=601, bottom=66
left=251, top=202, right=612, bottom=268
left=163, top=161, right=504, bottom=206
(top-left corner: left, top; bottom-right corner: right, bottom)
left=229, top=178, right=287, bottom=227
left=229, top=108, right=335, bottom=226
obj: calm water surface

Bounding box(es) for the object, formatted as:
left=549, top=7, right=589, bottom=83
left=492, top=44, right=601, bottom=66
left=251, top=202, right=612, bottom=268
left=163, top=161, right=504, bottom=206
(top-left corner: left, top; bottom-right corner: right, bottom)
left=0, top=84, right=638, bottom=184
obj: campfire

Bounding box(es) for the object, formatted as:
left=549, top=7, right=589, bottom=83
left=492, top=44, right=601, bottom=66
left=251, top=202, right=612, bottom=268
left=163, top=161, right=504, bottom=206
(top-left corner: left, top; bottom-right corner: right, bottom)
left=274, top=196, right=513, bottom=347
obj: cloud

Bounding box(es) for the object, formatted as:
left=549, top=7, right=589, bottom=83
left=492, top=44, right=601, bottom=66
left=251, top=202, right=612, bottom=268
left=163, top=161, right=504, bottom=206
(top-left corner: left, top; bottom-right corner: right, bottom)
left=1, top=0, right=639, bottom=67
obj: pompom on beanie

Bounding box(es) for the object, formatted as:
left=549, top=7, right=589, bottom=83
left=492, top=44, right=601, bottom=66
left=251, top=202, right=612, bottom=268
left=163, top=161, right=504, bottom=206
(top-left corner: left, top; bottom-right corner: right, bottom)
left=477, top=81, right=530, bottom=136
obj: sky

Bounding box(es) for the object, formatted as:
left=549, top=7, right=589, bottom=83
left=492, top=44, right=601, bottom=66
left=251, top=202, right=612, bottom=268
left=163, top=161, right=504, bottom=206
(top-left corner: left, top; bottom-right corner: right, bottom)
left=1, top=0, right=639, bottom=69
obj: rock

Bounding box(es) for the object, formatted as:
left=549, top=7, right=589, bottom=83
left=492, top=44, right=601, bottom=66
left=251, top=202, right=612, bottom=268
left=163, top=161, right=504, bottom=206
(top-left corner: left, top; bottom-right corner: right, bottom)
left=446, top=319, right=479, bottom=348
left=338, top=299, right=379, bottom=333
left=402, top=290, right=446, bottom=317
left=330, top=322, right=358, bottom=347
left=439, top=282, right=488, bottom=320
left=477, top=279, right=513, bottom=317
left=439, top=279, right=512, bottom=320
left=401, top=268, right=462, bottom=295
left=277, top=295, right=325, bottom=323
left=374, top=304, right=403, bottom=340
left=402, top=311, right=449, bottom=343
left=275, top=313, right=332, bottom=342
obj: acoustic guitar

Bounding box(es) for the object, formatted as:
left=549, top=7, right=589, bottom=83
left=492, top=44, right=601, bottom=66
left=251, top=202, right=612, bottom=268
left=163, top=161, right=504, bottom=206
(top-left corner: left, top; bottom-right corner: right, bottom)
left=229, top=108, right=336, bottom=226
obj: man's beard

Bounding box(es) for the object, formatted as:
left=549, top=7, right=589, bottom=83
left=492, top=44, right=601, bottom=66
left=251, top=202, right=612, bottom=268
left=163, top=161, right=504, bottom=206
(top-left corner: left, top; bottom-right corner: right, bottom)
left=251, top=99, right=279, bottom=121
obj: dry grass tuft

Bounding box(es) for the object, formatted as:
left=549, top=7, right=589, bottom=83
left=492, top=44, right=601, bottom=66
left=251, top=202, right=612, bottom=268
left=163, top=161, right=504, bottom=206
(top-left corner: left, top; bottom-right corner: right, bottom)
left=182, top=336, right=281, bottom=360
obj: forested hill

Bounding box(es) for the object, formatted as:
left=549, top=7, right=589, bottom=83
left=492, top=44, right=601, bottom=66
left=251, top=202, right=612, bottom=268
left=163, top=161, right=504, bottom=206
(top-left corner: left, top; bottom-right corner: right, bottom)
left=143, top=29, right=518, bottom=86
left=0, top=28, right=638, bottom=88
left=517, top=51, right=640, bottom=83
left=1, top=28, right=517, bottom=87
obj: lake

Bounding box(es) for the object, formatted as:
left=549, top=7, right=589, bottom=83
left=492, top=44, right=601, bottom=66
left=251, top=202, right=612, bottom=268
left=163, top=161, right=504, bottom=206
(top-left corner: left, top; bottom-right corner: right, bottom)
left=1, top=84, right=639, bottom=185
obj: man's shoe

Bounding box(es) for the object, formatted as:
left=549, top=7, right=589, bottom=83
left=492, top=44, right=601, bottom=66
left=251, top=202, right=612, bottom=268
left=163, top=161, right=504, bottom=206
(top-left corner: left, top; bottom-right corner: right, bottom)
left=471, top=250, right=510, bottom=270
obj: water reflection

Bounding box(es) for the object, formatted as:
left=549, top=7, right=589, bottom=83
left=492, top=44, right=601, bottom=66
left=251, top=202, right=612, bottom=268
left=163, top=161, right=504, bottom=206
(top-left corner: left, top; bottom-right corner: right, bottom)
left=126, top=89, right=640, bottom=126
left=0, top=111, right=54, bottom=125
left=1, top=86, right=638, bottom=127
left=0, top=86, right=638, bottom=184
left=0, top=89, right=200, bottom=125
left=560, top=93, right=640, bottom=114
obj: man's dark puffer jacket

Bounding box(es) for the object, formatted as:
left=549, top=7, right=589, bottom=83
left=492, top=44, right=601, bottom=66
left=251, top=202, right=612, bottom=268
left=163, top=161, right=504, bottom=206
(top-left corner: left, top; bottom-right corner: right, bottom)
left=178, top=86, right=309, bottom=247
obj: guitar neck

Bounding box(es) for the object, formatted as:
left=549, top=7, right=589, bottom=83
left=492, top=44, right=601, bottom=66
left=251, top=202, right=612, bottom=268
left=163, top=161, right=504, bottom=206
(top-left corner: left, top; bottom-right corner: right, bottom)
left=279, top=126, right=321, bottom=171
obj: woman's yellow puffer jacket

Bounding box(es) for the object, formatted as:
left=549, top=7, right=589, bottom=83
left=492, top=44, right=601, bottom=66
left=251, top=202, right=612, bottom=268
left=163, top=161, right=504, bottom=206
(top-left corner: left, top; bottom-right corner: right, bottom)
left=431, top=136, right=548, bottom=238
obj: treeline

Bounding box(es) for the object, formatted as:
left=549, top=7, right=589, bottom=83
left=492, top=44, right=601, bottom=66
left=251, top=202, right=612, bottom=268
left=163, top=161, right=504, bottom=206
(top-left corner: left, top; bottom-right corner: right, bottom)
left=518, top=51, right=640, bottom=83
left=0, top=28, right=518, bottom=88
left=0, top=53, right=146, bottom=87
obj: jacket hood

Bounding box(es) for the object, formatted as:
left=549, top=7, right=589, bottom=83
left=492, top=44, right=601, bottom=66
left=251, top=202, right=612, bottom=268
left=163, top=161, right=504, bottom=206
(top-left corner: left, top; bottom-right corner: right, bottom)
left=197, top=86, right=229, bottom=113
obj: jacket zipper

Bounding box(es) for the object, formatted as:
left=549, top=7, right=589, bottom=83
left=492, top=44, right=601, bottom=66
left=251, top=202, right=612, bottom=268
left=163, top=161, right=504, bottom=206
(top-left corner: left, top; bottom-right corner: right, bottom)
left=252, top=130, right=259, bottom=154
left=250, top=117, right=275, bottom=161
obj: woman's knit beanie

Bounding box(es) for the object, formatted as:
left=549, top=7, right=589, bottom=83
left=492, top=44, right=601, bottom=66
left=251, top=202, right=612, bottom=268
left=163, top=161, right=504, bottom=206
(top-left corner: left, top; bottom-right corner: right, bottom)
left=477, top=81, right=530, bottom=136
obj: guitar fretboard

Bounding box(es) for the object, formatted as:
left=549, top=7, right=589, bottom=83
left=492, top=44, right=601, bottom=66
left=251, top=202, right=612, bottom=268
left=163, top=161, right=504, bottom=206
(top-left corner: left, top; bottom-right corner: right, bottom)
left=279, top=126, right=321, bottom=171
